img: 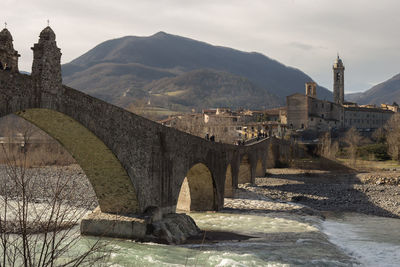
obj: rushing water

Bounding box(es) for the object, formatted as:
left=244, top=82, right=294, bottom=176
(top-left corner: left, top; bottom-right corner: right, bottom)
left=323, top=212, right=400, bottom=267
left=98, top=212, right=355, bottom=266
left=61, top=211, right=400, bottom=266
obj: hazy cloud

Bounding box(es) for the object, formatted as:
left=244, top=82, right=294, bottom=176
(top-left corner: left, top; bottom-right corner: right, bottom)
left=3, top=0, right=400, bottom=93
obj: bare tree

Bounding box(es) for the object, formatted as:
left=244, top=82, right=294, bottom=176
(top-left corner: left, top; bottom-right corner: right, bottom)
left=372, top=127, right=386, bottom=144
left=318, top=131, right=339, bottom=159
left=0, top=143, right=109, bottom=266
left=385, top=113, right=400, bottom=161
left=343, top=127, right=362, bottom=166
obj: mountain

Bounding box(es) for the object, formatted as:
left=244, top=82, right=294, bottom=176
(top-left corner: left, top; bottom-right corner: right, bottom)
left=145, top=69, right=283, bottom=110
left=346, top=73, right=400, bottom=105
left=62, top=31, right=332, bottom=111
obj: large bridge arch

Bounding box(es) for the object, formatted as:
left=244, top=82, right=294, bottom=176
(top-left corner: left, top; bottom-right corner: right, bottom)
left=176, top=162, right=217, bottom=212
left=8, top=108, right=139, bottom=214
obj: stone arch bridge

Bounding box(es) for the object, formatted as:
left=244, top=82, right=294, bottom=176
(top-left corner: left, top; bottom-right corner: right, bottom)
left=0, top=27, right=285, bottom=218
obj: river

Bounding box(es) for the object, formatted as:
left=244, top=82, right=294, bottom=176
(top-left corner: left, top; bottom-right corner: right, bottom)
left=322, top=212, right=400, bottom=267
left=75, top=211, right=397, bottom=266
left=7, top=206, right=400, bottom=266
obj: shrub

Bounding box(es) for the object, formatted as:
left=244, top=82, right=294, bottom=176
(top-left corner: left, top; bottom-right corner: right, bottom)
left=357, top=143, right=390, bottom=161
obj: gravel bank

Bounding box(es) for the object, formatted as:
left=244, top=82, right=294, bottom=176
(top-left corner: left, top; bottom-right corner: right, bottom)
left=0, top=164, right=98, bottom=209
left=250, top=168, right=400, bottom=218
left=3, top=164, right=398, bottom=219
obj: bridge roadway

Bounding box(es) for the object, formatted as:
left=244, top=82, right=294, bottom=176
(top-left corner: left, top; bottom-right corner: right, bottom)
left=0, top=26, right=283, bottom=219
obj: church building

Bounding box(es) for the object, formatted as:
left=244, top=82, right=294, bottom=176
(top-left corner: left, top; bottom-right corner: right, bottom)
left=286, top=55, right=395, bottom=132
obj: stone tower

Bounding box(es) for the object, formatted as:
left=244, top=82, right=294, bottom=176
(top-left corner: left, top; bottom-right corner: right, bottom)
left=333, top=55, right=345, bottom=105
left=31, top=26, right=62, bottom=95
left=0, top=28, right=20, bottom=72
left=305, top=82, right=317, bottom=98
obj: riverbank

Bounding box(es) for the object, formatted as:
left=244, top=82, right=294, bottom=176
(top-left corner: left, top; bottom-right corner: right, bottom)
left=2, top=164, right=399, bottom=240
left=249, top=168, right=400, bottom=218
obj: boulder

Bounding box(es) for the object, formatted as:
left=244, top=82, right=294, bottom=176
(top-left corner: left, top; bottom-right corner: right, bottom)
left=147, top=213, right=200, bottom=244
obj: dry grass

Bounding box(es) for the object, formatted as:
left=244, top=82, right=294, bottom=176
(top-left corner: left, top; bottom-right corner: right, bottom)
left=337, top=158, right=400, bottom=171
left=0, top=142, right=76, bottom=167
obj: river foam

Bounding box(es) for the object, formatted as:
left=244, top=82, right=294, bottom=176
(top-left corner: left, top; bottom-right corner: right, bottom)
left=323, top=213, right=400, bottom=267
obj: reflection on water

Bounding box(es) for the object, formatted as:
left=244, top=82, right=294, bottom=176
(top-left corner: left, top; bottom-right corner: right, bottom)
left=323, top=212, right=400, bottom=267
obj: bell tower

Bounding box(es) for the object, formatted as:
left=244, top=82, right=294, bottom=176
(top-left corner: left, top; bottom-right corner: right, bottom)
left=333, top=54, right=345, bottom=105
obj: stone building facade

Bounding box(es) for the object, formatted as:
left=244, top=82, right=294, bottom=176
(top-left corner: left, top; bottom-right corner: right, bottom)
left=159, top=108, right=285, bottom=143
left=286, top=56, right=395, bottom=132
left=343, top=106, right=393, bottom=130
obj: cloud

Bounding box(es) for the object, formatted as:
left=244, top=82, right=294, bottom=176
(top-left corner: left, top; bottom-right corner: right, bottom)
left=3, top=0, right=400, bottom=92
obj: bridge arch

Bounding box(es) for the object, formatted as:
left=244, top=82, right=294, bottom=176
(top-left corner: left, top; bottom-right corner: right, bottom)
left=6, top=108, right=139, bottom=214
left=176, top=162, right=217, bottom=212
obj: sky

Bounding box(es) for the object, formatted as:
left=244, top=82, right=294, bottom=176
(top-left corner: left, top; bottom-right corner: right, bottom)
left=3, top=0, right=400, bottom=93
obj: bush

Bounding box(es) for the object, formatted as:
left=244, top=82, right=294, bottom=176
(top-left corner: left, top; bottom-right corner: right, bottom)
left=357, top=143, right=390, bottom=161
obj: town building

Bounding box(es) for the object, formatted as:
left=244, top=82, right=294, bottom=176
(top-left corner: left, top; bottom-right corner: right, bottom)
left=159, top=107, right=286, bottom=144
left=286, top=55, right=395, bottom=133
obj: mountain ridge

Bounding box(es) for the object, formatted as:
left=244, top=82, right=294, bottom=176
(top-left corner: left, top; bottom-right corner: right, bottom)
left=346, top=73, right=400, bottom=105
left=62, top=31, right=333, bottom=112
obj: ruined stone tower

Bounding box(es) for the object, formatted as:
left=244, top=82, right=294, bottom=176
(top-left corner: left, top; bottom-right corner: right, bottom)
left=31, top=26, right=62, bottom=96
left=0, top=28, right=20, bottom=72
left=333, top=55, right=345, bottom=105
